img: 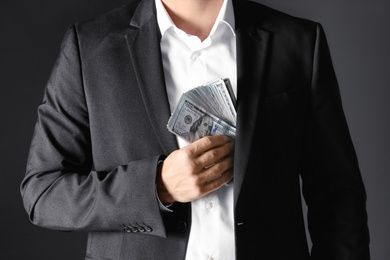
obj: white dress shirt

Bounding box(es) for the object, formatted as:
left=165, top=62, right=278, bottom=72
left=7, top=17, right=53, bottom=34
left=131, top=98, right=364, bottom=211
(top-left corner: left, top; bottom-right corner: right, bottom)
left=155, top=0, right=237, bottom=259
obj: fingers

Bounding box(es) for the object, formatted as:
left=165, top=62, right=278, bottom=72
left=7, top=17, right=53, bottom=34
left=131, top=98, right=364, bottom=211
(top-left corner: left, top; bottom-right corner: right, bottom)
left=157, top=135, right=234, bottom=203
left=202, top=169, right=234, bottom=195
left=200, top=155, right=234, bottom=183
left=190, top=135, right=230, bottom=156
left=198, top=141, right=234, bottom=168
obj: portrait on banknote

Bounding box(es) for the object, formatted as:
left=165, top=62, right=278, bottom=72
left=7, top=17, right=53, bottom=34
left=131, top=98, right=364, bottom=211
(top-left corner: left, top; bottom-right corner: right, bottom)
left=167, top=78, right=236, bottom=143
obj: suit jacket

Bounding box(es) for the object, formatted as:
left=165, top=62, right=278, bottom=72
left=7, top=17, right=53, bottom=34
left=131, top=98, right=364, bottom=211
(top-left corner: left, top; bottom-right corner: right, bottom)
left=21, top=0, right=370, bottom=259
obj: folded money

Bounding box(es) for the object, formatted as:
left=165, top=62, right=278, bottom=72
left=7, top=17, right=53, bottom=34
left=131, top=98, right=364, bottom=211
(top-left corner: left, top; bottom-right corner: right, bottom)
left=167, top=78, right=237, bottom=143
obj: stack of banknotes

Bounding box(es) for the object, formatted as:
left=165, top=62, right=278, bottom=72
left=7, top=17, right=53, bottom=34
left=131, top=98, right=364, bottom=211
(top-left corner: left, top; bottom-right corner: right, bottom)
left=167, top=78, right=237, bottom=143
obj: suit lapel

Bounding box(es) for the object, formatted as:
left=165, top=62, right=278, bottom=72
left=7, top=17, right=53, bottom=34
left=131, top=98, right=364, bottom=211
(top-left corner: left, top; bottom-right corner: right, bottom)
left=125, top=0, right=178, bottom=155
left=233, top=5, right=271, bottom=206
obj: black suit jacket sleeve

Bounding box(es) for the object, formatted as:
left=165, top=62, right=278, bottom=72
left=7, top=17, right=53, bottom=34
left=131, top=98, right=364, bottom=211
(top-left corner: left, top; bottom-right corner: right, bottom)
left=300, top=24, right=370, bottom=259
left=20, top=25, right=167, bottom=237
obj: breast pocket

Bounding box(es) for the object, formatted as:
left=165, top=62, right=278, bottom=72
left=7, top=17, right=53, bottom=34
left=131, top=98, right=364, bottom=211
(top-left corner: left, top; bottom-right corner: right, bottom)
left=262, top=87, right=303, bottom=113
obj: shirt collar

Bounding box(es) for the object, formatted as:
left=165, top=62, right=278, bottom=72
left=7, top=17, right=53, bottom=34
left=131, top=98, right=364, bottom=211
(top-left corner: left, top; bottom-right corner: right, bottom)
left=155, top=0, right=235, bottom=38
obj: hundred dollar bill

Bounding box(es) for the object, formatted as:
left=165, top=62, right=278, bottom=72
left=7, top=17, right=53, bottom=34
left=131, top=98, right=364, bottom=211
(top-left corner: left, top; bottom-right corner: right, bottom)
left=186, top=78, right=237, bottom=126
left=167, top=95, right=236, bottom=143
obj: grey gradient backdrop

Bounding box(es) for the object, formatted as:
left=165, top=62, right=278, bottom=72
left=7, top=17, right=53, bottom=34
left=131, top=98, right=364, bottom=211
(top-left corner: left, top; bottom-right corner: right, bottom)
left=1, top=0, right=389, bottom=259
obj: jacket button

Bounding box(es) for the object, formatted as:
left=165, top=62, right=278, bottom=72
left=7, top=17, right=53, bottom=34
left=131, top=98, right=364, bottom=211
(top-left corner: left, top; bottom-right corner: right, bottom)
left=137, top=226, right=145, bottom=232
left=176, top=220, right=187, bottom=233
left=144, top=226, right=152, bottom=232
left=123, top=226, right=131, bottom=233
left=130, top=226, right=138, bottom=233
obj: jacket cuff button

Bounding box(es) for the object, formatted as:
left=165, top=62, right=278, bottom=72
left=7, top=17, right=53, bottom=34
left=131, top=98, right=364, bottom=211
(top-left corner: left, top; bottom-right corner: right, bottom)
left=138, top=227, right=145, bottom=232
left=144, top=226, right=152, bottom=232
left=130, top=227, right=138, bottom=233
left=123, top=226, right=131, bottom=233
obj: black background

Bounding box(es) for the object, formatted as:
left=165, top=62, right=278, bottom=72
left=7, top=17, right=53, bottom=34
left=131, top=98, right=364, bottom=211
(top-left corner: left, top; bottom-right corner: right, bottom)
left=1, top=0, right=389, bottom=259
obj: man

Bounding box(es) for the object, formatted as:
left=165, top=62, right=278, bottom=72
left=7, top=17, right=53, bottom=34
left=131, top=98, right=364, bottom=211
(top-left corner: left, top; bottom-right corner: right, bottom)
left=21, top=0, right=370, bottom=259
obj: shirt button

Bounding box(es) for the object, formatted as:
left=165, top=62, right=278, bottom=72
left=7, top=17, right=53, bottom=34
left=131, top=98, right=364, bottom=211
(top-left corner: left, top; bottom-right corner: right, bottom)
left=205, top=201, right=213, bottom=210
left=191, top=51, right=201, bottom=59
left=208, top=257, right=214, bottom=260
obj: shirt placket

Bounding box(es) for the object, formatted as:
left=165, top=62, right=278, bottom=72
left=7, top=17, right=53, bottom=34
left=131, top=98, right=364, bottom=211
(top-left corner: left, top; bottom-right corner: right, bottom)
left=188, top=48, right=207, bottom=87
left=201, top=193, right=218, bottom=260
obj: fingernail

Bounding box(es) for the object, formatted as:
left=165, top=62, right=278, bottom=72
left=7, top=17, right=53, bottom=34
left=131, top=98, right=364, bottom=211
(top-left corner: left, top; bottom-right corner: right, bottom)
left=223, top=135, right=230, bottom=142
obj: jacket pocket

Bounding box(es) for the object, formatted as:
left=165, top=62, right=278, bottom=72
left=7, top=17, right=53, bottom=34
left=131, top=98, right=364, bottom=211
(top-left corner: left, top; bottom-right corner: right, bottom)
left=262, top=87, right=301, bottom=112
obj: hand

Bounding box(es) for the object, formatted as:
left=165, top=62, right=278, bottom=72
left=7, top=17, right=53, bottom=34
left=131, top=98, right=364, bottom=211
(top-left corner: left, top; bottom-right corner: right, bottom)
left=156, top=135, right=234, bottom=204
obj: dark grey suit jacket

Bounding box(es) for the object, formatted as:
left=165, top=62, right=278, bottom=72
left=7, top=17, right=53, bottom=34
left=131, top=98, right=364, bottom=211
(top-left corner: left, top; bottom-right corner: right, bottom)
left=21, top=0, right=370, bottom=259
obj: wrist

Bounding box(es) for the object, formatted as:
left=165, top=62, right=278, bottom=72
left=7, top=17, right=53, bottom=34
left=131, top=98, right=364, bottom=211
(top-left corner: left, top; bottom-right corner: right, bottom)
left=156, top=160, right=175, bottom=204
